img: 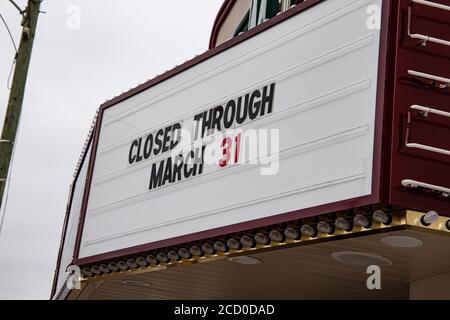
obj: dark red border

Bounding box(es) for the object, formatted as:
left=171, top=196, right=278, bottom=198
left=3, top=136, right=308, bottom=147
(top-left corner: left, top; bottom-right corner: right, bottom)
left=99, top=0, right=323, bottom=110
left=50, top=136, right=92, bottom=299
left=384, top=0, right=450, bottom=216
left=73, top=0, right=393, bottom=266
left=50, top=183, right=75, bottom=299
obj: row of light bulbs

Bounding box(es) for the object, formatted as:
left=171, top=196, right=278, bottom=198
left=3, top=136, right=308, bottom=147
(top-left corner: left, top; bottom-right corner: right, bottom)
left=81, top=210, right=449, bottom=278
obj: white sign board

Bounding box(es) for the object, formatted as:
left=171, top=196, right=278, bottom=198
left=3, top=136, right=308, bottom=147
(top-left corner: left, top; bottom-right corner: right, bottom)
left=78, top=0, right=383, bottom=259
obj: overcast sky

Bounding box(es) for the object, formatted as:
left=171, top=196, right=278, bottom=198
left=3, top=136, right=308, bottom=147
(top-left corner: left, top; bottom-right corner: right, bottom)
left=0, top=0, right=222, bottom=300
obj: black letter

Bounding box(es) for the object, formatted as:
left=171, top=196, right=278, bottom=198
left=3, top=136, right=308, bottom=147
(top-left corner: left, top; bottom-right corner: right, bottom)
left=261, top=83, right=275, bottom=116
left=193, top=113, right=204, bottom=140
left=224, top=100, right=236, bottom=129
left=143, top=134, right=153, bottom=159
left=196, top=110, right=213, bottom=138
left=135, top=138, right=143, bottom=163
left=129, top=140, right=138, bottom=164
left=203, top=110, right=213, bottom=138
left=249, top=90, right=261, bottom=120
left=170, top=123, right=182, bottom=150
left=162, top=157, right=173, bottom=186
left=198, top=146, right=206, bottom=175
left=149, top=160, right=164, bottom=190
left=236, top=96, right=248, bottom=124
left=162, top=125, right=173, bottom=153
left=153, top=129, right=164, bottom=155
left=172, top=155, right=184, bottom=182
left=211, top=106, right=224, bottom=132
left=183, top=151, right=195, bottom=179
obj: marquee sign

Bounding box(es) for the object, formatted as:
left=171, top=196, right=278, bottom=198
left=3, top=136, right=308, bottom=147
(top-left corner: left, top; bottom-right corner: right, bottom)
left=126, top=83, right=276, bottom=191
left=75, top=0, right=385, bottom=261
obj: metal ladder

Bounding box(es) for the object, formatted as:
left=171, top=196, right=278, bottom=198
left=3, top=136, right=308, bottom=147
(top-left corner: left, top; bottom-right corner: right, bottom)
left=402, top=0, right=450, bottom=198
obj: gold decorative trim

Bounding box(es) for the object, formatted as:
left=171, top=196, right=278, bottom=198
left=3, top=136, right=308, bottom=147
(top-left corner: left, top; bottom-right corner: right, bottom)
left=78, top=209, right=449, bottom=284
left=406, top=210, right=450, bottom=234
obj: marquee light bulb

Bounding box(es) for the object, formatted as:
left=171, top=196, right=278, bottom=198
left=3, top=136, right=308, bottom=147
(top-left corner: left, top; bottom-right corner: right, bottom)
left=284, top=227, right=300, bottom=240
left=178, top=248, right=192, bottom=259
left=353, top=214, right=371, bottom=228
left=227, top=238, right=242, bottom=250
left=317, top=221, right=334, bottom=235
left=255, top=233, right=270, bottom=245
left=117, top=261, right=129, bottom=271
left=301, top=224, right=317, bottom=237
left=168, top=250, right=180, bottom=261
left=373, top=210, right=391, bottom=225
left=90, top=265, right=101, bottom=275
left=108, top=262, right=119, bottom=272
left=240, top=235, right=256, bottom=248
left=146, top=255, right=158, bottom=266
left=136, top=257, right=148, bottom=267
left=269, top=230, right=285, bottom=243
left=202, top=243, right=216, bottom=255
left=214, top=241, right=229, bottom=253
left=335, top=217, right=352, bottom=232
left=156, top=252, right=169, bottom=263
left=421, top=211, right=439, bottom=226
left=190, top=245, right=204, bottom=257
left=82, top=267, right=93, bottom=277
left=99, top=264, right=109, bottom=274
left=126, top=259, right=138, bottom=268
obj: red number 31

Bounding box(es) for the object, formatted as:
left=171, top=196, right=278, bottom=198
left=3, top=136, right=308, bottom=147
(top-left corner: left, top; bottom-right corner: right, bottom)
left=219, top=133, right=241, bottom=168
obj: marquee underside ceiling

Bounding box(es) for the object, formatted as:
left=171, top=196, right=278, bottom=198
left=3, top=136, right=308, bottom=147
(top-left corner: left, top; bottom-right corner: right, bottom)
left=69, top=227, right=450, bottom=300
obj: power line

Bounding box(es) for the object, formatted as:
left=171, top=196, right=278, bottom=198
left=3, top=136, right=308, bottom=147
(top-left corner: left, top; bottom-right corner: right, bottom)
left=0, top=12, right=18, bottom=53
left=0, top=0, right=42, bottom=229
left=0, top=115, right=20, bottom=240
left=7, top=57, right=17, bottom=89
left=9, top=0, right=25, bottom=15
left=0, top=10, right=17, bottom=233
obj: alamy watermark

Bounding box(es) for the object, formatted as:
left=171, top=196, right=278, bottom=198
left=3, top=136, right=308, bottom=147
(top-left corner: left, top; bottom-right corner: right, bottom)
left=170, top=128, right=280, bottom=176
left=366, top=5, right=381, bottom=30
left=66, top=5, right=81, bottom=30
left=366, top=265, right=382, bottom=290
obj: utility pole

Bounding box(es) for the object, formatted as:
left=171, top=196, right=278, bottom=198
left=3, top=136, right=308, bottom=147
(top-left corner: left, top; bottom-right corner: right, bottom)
left=0, top=0, right=41, bottom=212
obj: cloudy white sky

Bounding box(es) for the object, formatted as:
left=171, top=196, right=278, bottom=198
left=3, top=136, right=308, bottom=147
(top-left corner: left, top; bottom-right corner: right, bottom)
left=0, top=0, right=222, bottom=300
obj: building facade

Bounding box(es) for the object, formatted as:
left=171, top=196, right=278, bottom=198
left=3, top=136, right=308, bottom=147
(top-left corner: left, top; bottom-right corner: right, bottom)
left=52, top=0, right=450, bottom=300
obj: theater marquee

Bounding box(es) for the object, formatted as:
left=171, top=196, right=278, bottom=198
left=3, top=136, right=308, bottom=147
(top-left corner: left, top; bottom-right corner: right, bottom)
left=76, top=0, right=384, bottom=261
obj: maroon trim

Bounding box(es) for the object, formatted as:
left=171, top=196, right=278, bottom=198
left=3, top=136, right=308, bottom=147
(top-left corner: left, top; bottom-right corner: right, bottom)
left=100, top=0, right=324, bottom=110
left=209, top=0, right=236, bottom=49
left=380, top=0, right=400, bottom=205
left=50, top=136, right=93, bottom=299
left=378, top=0, right=398, bottom=205
left=209, top=0, right=311, bottom=49
left=76, top=195, right=377, bottom=265
left=50, top=184, right=74, bottom=299
left=383, top=0, right=450, bottom=216
left=73, top=0, right=389, bottom=265
left=73, top=110, right=104, bottom=260
left=371, top=0, right=393, bottom=201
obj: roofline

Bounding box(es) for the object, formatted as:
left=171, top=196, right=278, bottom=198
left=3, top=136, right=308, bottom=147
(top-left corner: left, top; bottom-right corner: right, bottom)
left=50, top=117, right=96, bottom=299
left=100, top=1, right=322, bottom=112
left=99, top=1, right=317, bottom=112
left=209, top=0, right=236, bottom=49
